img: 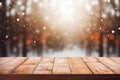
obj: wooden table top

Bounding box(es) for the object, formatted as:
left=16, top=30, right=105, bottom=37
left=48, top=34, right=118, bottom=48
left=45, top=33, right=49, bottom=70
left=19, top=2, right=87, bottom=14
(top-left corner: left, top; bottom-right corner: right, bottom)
left=0, top=57, right=120, bottom=74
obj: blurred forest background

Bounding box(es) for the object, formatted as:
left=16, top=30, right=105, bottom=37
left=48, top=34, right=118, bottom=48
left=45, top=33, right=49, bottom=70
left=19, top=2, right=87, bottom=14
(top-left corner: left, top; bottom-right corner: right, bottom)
left=0, top=0, right=120, bottom=57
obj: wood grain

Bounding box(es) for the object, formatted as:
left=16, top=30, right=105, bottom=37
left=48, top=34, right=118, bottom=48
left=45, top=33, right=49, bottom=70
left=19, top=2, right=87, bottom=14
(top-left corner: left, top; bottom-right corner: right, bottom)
left=97, top=57, right=120, bottom=74
left=12, top=57, right=41, bottom=74
left=53, top=57, right=71, bottom=74
left=0, top=57, right=120, bottom=75
left=109, top=57, right=120, bottom=65
left=68, top=57, right=92, bottom=74
left=0, top=57, right=14, bottom=65
left=83, top=57, right=113, bottom=74
left=33, top=57, right=54, bottom=74
left=0, top=57, right=27, bottom=74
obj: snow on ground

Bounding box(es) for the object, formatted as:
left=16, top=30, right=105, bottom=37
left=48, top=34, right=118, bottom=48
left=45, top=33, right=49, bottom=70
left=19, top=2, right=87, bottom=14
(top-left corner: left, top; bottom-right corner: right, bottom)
left=27, top=46, right=99, bottom=57
left=7, top=45, right=119, bottom=57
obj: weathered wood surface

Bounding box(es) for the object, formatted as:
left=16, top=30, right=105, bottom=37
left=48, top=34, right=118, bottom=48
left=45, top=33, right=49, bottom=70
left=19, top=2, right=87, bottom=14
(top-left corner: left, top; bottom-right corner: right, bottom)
left=0, top=57, right=120, bottom=80
left=0, top=57, right=120, bottom=74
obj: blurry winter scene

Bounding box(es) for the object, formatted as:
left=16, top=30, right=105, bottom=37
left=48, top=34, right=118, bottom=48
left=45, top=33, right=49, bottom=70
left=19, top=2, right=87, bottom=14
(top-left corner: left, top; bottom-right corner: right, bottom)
left=0, top=0, right=120, bottom=57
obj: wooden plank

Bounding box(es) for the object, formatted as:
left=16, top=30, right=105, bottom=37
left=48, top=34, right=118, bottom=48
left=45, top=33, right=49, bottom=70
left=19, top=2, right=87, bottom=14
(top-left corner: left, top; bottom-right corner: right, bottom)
left=22, top=57, right=41, bottom=65
left=54, top=63, right=69, bottom=67
left=40, top=57, right=54, bottom=63
left=0, top=57, right=14, bottom=65
left=109, top=57, right=120, bottom=65
left=97, top=57, right=120, bottom=74
left=53, top=57, right=71, bottom=74
left=82, top=57, right=98, bottom=62
left=0, top=57, right=120, bottom=75
left=36, top=63, right=53, bottom=71
left=12, top=65, right=36, bottom=74
left=82, top=57, right=113, bottom=74
left=12, top=57, right=41, bottom=74
left=53, top=67, right=71, bottom=74
left=54, top=57, right=68, bottom=64
left=33, top=58, right=54, bottom=74
left=0, top=57, right=27, bottom=74
left=68, top=57, right=92, bottom=74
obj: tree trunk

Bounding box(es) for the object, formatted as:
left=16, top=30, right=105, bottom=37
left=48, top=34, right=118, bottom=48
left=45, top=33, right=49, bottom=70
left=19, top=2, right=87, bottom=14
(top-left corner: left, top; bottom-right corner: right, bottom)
left=118, top=18, right=120, bottom=56
left=0, top=0, right=7, bottom=56
left=22, top=0, right=27, bottom=57
left=99, top=32, right=103, bottom=57
left=98, top=0, right=104, bottom=57
left=22, top=27, right=27, bottom=57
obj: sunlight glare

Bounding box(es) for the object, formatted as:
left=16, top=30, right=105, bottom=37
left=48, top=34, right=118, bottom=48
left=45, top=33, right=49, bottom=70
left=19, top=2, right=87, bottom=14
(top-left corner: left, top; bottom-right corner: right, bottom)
left=59, top=0, right=74, bottom=20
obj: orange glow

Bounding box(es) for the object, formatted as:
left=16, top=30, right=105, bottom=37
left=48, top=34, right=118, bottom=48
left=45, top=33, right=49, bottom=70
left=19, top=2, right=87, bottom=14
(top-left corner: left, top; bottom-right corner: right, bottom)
left=94, top=32, right=100, bottom=39
left=109, top=34, right=115, bottom=40
left=26, top=39, right=32, bottom=45
left=40, top=33, right=47, bottom=43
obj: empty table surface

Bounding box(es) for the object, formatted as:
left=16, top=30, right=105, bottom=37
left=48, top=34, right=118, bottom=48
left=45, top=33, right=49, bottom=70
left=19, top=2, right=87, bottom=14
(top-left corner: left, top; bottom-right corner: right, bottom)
left=0, top=57, right=120, bottom=80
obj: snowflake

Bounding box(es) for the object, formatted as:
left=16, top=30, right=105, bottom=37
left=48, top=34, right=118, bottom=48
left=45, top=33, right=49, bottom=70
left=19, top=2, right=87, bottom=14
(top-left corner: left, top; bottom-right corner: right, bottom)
left=16, top=0, right=22, bottom=6
left=23, top=25, right=26, bottom=27
left=43, top=26, right=46, bottom=30
left=21, top=6, right=25, bottom=10
left=5, top=35, right=9, bottom=39
left=91, top=12, right=95, bottom=15
left=101, top=19, right=104, bottom=22
left=99, top=27, right=102, bottom=30
left=118, top=27, right=120, bottom=30
left=107, top=0, right=110, bottom=3
left=111, top=30, right=115, bottom=33
left=0, top=2, right=2, bottom=7
left=34, top=41, right=36, bottom=43
left=6, top=11, right=10, bottom=17
left=35, top=29, right=40, bottom=33
left=22, top=12, right=25, bottom=16
left=102, top=14, right=106, bottom=18
left=17, top=18, right=20, bottom=21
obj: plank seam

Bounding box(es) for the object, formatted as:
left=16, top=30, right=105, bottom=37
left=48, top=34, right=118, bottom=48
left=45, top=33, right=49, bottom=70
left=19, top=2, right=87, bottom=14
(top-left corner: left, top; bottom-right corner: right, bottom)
left=10, top=57, right=29, bottom=73
left=51, top=57, right=55, bottom=74
left=81, top=57, right=94, bottom=74
left=32, top=57, right=42, bottom=74
left=109, top=58, right=120, bottom=65
left=67, top=57, right=72, bottom=74
left=95, top=57, right=116, bottom=74
left=0, top=57, right=16, bottom=66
